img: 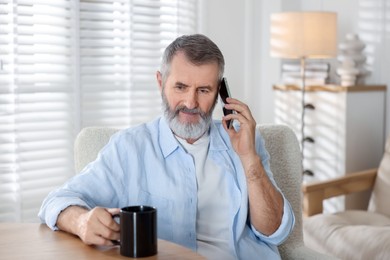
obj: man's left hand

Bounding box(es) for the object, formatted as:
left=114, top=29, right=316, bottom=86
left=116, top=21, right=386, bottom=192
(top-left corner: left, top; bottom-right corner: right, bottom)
left=222, top=97, right=258, bottom=163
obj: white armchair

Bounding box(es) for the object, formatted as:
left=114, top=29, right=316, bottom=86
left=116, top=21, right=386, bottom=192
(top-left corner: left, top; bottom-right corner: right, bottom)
left=74, top=124, right=331, bottom=259
left=302, top=135, right=390, bottom=259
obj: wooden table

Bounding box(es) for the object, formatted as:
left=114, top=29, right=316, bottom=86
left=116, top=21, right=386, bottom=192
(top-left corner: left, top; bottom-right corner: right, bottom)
left=0, top=223, right=204, bottom=259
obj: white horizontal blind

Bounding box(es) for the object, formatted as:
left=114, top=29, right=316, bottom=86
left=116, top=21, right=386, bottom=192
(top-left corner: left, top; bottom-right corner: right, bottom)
left=0, top=0, right=75, bottom=222
left=79, top=0, right=132, bottom=127
left=80, top=0, right=198, bottom=128
left=1, top=0, right=198, bottom=222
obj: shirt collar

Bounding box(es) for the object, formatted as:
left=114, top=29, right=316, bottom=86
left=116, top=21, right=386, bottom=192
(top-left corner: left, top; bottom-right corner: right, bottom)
left=158, top=116, right=229, bottom=158
left=159, top=116, right=180, bottom=158
left=209, top=120, right=229, bottom=151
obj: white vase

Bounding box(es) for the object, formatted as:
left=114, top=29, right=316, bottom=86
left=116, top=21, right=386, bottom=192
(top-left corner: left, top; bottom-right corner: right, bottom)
left=337, top=59, right=359, bottom=86
left=338, top=33, right=366, bottom=53
left=337, top=33, right=368, bottom=86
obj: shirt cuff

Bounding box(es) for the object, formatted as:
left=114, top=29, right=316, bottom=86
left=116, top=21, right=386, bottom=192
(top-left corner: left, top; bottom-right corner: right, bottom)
left=39, top=197, right=91, bottom=231
left=251, top=195, right=295, bottom=245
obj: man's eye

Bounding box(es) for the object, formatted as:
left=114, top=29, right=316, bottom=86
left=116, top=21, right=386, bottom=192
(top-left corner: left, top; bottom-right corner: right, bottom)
left=175, top=85, right=185, bottom=91
left=199, top=88, right=210, bottom=94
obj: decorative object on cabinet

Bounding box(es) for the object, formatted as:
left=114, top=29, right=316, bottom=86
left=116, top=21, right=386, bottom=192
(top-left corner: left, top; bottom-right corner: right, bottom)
left=270, top=12, right=337, bottom=172
left=273, top=84, right=387, bottom=213
left=280, top=60, right=331, bottom=85
left=336, top=59, right=359, bottom=86
left=337, top=33, right=369, bottom=86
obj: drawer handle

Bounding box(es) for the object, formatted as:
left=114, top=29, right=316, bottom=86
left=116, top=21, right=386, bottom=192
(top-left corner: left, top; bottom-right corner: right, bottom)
left=304, top=103, right=315, bottom=110
left=303, top=169, right=314, bottom=176
left=303, top=137, right=315, bottom=143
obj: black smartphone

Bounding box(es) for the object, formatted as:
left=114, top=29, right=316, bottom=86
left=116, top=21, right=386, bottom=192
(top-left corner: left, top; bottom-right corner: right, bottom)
left=219, top=77, right=234, bottom=129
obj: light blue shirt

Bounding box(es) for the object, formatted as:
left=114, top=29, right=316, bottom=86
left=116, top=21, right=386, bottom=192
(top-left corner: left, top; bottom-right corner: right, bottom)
left=39, top=117, right=295, bottom=259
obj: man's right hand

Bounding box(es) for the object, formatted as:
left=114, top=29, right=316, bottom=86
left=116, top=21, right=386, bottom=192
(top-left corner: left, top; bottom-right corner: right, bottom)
left=56, top=206, right=120, bottom=246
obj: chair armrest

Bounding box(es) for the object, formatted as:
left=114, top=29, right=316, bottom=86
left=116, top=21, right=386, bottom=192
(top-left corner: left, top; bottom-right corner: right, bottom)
left=302, top=168, right=378, bottom=216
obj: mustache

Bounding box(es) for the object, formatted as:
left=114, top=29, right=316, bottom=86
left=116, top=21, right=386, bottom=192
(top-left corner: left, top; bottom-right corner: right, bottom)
left=175, top=106, right=202, bottom=115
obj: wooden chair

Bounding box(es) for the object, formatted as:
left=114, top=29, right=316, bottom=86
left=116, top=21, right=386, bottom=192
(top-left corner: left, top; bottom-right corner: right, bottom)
left=302, top=168, right=377, bottom=217
left=302, top=136, right=390, bottom=259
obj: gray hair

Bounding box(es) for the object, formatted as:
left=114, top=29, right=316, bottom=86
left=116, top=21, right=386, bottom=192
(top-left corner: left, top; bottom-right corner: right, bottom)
left=160, top=34, right=225, bottom=85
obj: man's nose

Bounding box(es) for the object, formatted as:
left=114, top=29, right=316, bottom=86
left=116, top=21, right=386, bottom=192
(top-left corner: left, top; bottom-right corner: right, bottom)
left=183, top=91, right=198, bottom=109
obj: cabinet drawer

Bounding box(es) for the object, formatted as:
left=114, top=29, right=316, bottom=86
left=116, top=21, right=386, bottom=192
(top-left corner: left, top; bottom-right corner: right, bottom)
left=303, top=158, right=341, bottom=183
left=304, top=107, right=341, bottom=127
left=304, top=91, right=345, bottom=127
left=274, top=90, right=302, bottom=127
left=303, top=125, right=340, bottom=160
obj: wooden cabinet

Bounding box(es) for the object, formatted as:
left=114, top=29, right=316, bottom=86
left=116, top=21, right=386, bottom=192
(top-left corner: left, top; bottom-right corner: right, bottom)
left=274, top=84, right=387, bottom=213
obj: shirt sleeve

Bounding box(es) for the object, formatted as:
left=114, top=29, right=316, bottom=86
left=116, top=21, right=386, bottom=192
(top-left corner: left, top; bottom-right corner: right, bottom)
left=38, top=132, right=126, bottom=230
left=250, top=195, right=295, bottom=245
left=38, top=194, right=92, bottom=231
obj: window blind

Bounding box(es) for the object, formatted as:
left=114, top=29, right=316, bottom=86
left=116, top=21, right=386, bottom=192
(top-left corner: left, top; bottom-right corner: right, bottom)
left=80, top=0, right=198, bottom=128
left=0, top=0, right=75, bottom=222
left=0, top=0, right=198, bottom=222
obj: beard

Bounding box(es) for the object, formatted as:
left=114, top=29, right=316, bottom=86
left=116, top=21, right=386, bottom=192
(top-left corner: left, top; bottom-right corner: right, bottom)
left=161, top=90, right=216, bottom=140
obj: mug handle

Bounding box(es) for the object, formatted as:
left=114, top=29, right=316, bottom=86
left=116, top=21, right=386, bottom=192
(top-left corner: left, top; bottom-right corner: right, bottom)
left=111, top=214, right=121, bottom=245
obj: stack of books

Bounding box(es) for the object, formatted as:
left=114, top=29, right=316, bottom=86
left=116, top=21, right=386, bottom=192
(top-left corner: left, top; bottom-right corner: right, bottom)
left=280, top=61, right=330, bottom=86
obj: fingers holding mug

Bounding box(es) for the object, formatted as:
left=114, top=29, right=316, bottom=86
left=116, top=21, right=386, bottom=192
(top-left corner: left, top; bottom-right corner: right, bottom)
left=96, top=207, right=120, bottom=243
left=76, top=207, right=120, bottom=246
left=105, top=208, right=121, bottom=231
left=81, top=205, right=157, bottom=257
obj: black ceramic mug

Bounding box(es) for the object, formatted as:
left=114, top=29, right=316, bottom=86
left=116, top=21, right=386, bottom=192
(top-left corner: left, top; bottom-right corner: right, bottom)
left=118, top=205, right=157, bottom=258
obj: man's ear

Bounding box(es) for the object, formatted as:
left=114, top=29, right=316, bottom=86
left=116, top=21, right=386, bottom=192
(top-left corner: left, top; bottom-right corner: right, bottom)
left=156, top=71, right=163, bottom=92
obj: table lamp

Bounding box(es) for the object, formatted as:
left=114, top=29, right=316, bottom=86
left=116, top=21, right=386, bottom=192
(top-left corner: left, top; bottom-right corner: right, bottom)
left=270, top=11, right=337, bottom=175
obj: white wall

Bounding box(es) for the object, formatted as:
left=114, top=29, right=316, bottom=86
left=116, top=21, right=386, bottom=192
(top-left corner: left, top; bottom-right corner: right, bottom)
left=200, top=0, right=389, bottom=137
left=200, top=0, right=281, bottom=123
left=199, top=0, right=249, bottom=120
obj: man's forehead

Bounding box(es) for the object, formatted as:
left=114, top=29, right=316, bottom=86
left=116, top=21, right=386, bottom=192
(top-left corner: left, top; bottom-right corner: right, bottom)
left=169, top=55, right=219, bottom=84
left=172, top=51, right=219, bottom=67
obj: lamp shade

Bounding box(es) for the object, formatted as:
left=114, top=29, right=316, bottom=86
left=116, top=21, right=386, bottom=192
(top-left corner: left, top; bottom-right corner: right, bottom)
left=270, top=12, right=337, bottom=59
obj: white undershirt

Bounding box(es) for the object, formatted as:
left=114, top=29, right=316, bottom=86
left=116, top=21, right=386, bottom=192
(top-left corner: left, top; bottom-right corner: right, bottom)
left=176, top=134, right=235, bottom=260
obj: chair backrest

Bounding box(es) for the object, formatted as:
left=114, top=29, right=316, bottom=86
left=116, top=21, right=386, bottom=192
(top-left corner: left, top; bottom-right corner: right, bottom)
left=368, top=135, right=390, bottom=217
left=257, top=125, right=304, bottom=258
left=74, top=124, right=304, bottom=257
left=74, top=126, right=119, bottom=173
